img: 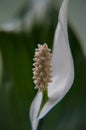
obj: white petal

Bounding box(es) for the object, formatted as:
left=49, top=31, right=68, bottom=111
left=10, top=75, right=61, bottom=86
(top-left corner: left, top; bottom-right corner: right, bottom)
left=38, top=0, right=74, bottom=119
left=30, top=92, right=42, bottom=130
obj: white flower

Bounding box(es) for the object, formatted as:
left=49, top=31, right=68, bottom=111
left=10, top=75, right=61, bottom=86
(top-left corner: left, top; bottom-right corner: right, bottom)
left=30, top=0, right=74, bottom=130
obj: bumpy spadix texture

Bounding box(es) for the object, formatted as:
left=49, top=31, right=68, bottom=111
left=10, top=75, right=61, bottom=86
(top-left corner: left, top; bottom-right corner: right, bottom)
left=33, top=43, right=52, bottom=91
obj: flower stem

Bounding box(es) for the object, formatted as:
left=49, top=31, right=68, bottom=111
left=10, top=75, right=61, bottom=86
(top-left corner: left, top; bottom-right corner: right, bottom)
left=38, top=88, right=48, bottom=116
left=42, top=88, right=48, bottom=107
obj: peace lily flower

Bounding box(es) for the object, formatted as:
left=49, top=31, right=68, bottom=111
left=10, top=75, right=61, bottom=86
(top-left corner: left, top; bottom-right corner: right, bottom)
left=30, top=0, right=74, bottom=130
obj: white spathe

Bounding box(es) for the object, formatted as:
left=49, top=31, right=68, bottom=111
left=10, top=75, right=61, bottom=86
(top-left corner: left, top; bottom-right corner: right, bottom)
left=30, top=0, right=74, bottom=130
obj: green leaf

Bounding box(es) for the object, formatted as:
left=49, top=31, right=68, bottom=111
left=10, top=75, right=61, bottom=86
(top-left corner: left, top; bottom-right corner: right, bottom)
left=0, top=31, right=35, bottom=130
left=0, top=51, right=2, bottom=85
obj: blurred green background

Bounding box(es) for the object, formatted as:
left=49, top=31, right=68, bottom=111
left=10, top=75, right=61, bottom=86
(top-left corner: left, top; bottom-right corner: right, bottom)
left=0, top=0, right=86, bottom=130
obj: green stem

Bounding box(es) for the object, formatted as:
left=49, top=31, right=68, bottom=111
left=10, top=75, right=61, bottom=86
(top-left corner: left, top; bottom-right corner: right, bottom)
left=38, top=88, right=49, bottom=116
